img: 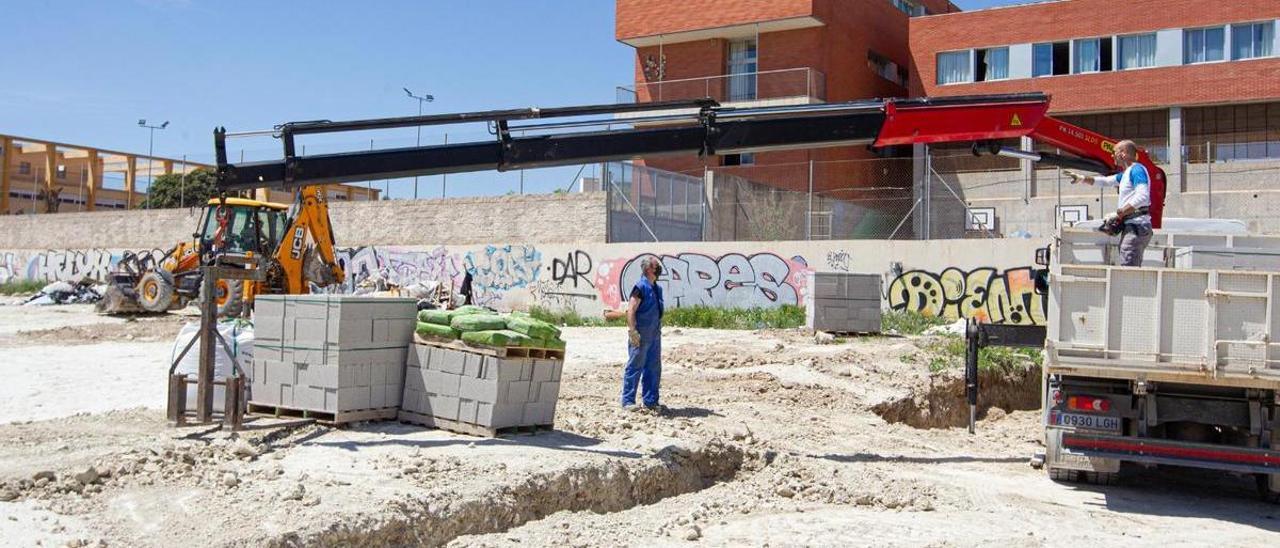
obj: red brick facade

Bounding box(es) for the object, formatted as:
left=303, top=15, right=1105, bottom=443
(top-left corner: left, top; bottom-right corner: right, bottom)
left=619, top=0, right=957, bottom=192
left=910, top=0, right=1280, bottom=113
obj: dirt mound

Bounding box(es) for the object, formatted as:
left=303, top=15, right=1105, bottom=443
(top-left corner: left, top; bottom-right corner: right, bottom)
left=871, top=366, right=1041, bottom=429
left=277, top=440, right=746, bottom=547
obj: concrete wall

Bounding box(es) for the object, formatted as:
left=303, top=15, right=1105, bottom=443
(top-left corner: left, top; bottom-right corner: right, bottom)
left=936, top=160, right=1280, bottom=237
left=0, top=238, right=1049, bottom=325
left=0, top=191, right=608, bottom=250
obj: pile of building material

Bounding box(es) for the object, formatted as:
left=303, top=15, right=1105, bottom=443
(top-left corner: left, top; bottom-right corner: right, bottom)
left=249, top=295, right=416, bottom=424
left=399, top=341, right=563, bottom=436
left=244, top=295, right=566, bottom=435
left=803, top=272, right=882, bottom=333
left=416, top=306, right=567, bottom=353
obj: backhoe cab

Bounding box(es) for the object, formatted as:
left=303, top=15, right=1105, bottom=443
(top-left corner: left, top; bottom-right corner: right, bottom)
left=99, top=197, right=300, bottom=317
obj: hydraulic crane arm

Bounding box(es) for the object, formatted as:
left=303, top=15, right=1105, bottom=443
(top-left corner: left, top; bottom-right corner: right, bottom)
left=215, top=91, right=1166, bottom=227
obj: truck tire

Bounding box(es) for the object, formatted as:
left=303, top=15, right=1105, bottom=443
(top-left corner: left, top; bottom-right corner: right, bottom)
left=137, top=271, right=176, bottom=313
left=200, top=278, right=244, bottom=317
left=1257, top=475, right=1280, bottom=504
left=1083, top=471, right=1121, bottom=486
left=1048, top=467, right=1079, bottom=483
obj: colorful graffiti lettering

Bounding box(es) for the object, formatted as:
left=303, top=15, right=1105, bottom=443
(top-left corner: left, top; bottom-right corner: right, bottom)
left=596, top=252, right=809, bottom=310
left=886, top=267, right=1046, bottom=325
left=19, top=248, right=163, bottom=283
left=465, top=245, right=542, bottom=305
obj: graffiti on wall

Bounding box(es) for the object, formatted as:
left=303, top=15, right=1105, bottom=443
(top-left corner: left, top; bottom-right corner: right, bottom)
left=333, top=246, right=467, bottom=297
left=886, top=267, right=1046, bottom=325
left=5, top=248, right=165, bottom=284
left=596, top=252, right=809, bottom=310
left=826, top=250, right=851, bottom=272
left=465, top=245, right=542, bottom=305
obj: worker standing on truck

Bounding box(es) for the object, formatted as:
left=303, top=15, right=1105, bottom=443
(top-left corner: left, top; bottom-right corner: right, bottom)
left=622, top=256, right=665, bottom=412
left=1065, top=140, right=1153, bottom=267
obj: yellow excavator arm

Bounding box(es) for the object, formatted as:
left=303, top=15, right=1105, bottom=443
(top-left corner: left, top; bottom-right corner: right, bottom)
left=274, top=186, right=346, bottom=294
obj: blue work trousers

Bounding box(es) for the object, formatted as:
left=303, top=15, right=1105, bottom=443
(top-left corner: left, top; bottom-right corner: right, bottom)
left=621, top=330, right=661, bottom=407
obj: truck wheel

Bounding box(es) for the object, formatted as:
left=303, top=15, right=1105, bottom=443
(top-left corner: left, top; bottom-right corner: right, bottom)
left=137, top=271, right=176, bottom=313
left=1048, top=467, right=1079, bottom=483
left=1257, top=475, right=1280, bottom=504
left=1083, top=471, right=1121, bottom=486
left=200, top=278, right=244, bottom=317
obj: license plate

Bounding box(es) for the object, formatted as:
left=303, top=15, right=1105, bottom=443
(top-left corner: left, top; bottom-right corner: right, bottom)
left=1050, top=411, right=1121, bottom=433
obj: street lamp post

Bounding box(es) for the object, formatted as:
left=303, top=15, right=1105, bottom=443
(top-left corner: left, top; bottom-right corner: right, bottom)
left=138, top=119, right=168, bottom=209
left=403, top=88, right=434, bottom=200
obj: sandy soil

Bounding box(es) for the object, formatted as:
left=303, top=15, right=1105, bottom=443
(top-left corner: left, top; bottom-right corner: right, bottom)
left=0, top=304, right=1277, bottom=547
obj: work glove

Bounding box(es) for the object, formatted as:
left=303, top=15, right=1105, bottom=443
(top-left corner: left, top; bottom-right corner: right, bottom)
left=628, top=329, right=641, bottom=347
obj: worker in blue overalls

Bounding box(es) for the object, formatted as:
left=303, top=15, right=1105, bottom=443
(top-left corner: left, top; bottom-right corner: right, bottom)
left=622, top=256, right=665, bottom=412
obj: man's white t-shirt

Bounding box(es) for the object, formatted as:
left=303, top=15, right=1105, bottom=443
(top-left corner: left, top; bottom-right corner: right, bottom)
left=1095, top=164, right=1151, bottom=226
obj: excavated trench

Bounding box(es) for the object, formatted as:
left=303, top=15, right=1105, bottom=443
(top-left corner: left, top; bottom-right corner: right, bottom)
left=871, top=366, right=1042, bottom=429
left=268, top=441, right=748, bottom=548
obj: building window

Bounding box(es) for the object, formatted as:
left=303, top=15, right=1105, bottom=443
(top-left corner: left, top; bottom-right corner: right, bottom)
left=1184, top=102, right=1280, bottom=162
left=892, top=0, right=926, bottom=17
left=975, top=47, right=1009, bottom=81
left=1034, top=42, right=1070, bottom=76
left=18, top=162, right=30, bottom=175
left=726, top=38, right=758, bottom=101
left=1073, top=37, right=1113, bottom=73
left=81, top=170, right=89, bottom=184
left=1117, top=33, right=1157, bottom=69
left=56, top=165, right=67, bottom=179
left=937, top=50, right=971, bottom=84
left=1184, top=26, right=1226, bottom=64
left=722, top=153, right=754, bottom=166
left=868, top=51, right=907, bottom=87
left=1232, top=21, right=1275, bottom=60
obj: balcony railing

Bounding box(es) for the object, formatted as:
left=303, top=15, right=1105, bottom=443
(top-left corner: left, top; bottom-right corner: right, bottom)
left=616, top=67, right=826, bottom=105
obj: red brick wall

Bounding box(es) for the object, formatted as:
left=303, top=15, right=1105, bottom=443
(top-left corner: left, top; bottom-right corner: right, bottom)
left=910, top=0, right=1280, bottom=113
left=617, top=0, right=816, bottom=41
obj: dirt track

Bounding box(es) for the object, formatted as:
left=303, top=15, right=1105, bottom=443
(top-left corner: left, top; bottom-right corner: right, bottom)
left=0, top=304, right=1277, bottom=547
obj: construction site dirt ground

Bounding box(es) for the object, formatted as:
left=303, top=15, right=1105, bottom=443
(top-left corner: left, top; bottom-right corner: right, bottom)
left=1, top=302, right=1278, bottom=547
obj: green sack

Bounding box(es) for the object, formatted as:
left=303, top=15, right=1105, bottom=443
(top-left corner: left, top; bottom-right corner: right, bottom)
left=536, top=337, right=566, bottom=350
left=417, top=309, right=454, bottom=326
left=453, top=305, right=495, bottom=316
left=416, top=321, right=459, bottom=340
left=461, top=329, right=533, bottom=347
left=505, top=315, right=561, bottom=340
left=451, top=314, right=508, bottom=332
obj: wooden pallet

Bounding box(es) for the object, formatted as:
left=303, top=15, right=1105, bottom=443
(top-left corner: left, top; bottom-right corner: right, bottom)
left=413, top=335, right=565, bottom=360
left=397, top=409, right=553, bottom=438
left=246, top=403, right=397, bottom=426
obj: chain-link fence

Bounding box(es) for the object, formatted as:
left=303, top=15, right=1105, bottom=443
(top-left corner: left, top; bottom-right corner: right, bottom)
left=603, top=141, right=1280, bottom=242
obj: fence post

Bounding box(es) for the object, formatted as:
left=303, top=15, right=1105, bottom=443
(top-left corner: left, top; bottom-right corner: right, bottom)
left=806, top=158, right=814, bottom=240
left=924, top=147, right=932, bottom=240
left=1206, top=141, right=1213, bottom=217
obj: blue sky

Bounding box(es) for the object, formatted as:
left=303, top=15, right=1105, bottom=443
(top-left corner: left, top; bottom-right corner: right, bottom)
left=0, top=0, right=1030, bottom=198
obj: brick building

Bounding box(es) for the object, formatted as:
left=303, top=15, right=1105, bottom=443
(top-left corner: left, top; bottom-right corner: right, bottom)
left=911, top=0, right=1280, bottom=168
left=616, top=0, right=957, bottom=188
left=1, top=134, right=380, bottom=216
left=614, top=0, right=1280, bottom=239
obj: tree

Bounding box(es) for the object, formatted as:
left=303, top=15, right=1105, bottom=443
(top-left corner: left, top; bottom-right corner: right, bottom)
left=136, top=168, right=220, bottom=209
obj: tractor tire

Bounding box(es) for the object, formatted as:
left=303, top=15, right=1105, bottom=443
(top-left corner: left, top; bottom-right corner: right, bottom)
left=137, top=271, right=176, bottom=313
left=201, top=278, right=244, bottom=318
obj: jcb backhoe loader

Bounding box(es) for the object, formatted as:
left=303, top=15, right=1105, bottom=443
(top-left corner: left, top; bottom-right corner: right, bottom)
left=97, top=187, right=344, bottom=316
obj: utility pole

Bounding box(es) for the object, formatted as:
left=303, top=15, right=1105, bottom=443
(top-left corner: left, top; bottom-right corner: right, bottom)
left=138, top=119, right=168, bottom=209
left=403, top=88, right=435, bottom=200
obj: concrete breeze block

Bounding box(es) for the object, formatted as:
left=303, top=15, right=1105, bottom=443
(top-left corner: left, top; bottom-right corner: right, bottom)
left=430, top=395, right=460, bottom=420
left=458, top=398, right=478, bottom=424
left=437, top=348, right=467, bottom=375
left=531, top=359, right=555, bottom=384
left=459, top=376, right=499, bottom=404
left=506, top=381, right=531, bottom=404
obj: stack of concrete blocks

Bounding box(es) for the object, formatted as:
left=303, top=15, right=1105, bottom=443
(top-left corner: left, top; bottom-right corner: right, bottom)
left=401, top=344, right=563, bottom=431
left=804, top=272, right=883, bottom=333
left=250, top=295, right=416, bottom=416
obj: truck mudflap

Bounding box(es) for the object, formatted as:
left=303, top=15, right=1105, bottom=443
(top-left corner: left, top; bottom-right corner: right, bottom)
left=1064, top=433, right=1280, bottom=475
